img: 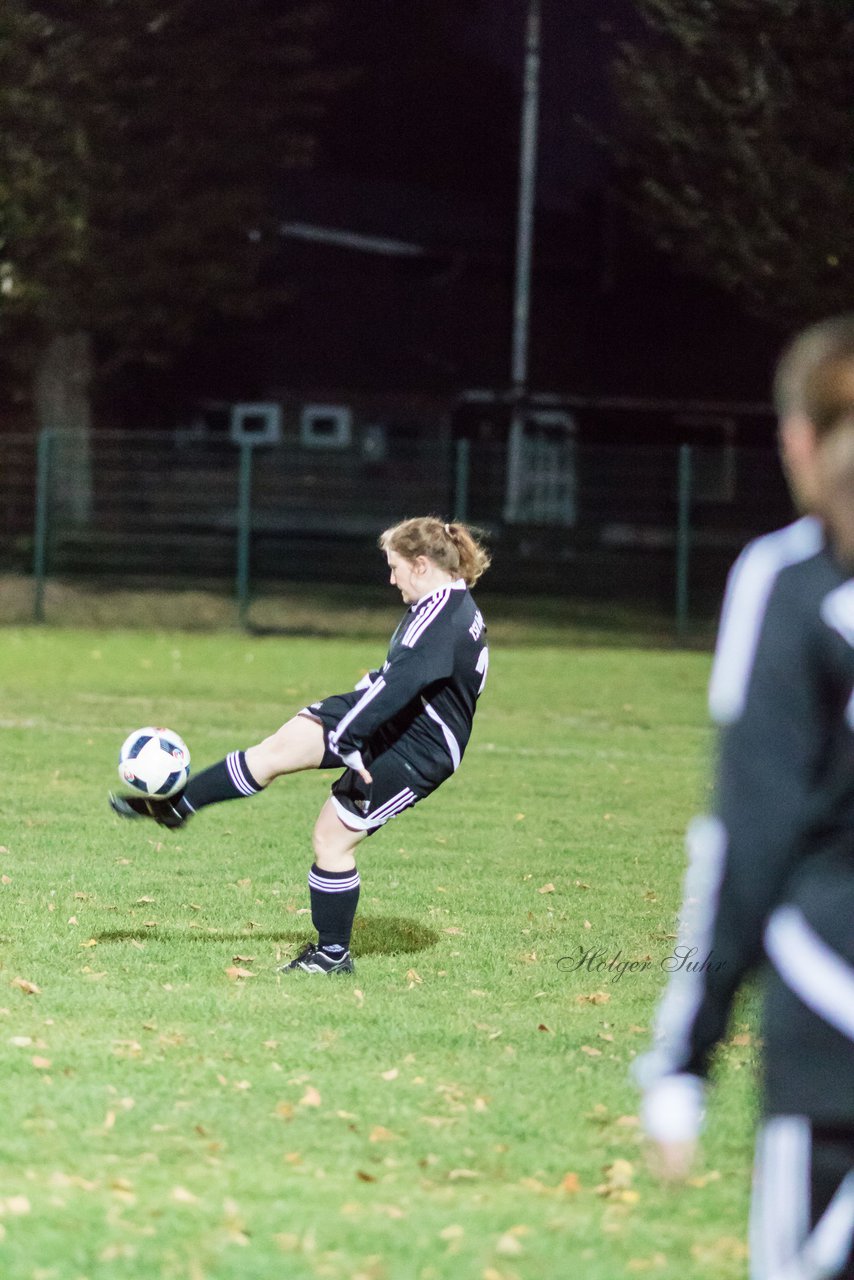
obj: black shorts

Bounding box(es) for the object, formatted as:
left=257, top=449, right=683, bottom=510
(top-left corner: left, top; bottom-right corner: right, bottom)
left=300, top=693, right=445, bottom=833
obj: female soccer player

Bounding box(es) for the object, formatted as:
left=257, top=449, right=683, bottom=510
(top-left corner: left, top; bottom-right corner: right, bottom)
left=110, top=517, right=490, bottom=974
left=637, top=315, right=854, bottom=1279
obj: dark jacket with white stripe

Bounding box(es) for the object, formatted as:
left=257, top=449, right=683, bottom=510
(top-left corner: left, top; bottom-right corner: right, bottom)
left=328, top=579, right=488, bottom=782
left=639, top=517, right=854, bottom=1121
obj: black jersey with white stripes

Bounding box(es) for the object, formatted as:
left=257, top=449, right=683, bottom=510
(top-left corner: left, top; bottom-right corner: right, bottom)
left=638, top=516, right=854, bottom=1118
left=328, top=579, right=488, bottom=782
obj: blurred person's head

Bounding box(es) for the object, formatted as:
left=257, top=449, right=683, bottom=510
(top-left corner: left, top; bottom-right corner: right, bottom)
left=774, top=314, right=854, bottom=563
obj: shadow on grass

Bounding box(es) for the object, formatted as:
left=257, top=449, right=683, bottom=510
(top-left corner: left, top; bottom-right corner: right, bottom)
left=94, top=914, right=439, bottom=957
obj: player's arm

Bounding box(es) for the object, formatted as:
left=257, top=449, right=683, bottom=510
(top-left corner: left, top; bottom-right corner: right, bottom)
left=328, top=636, right=453, bottom=779
left=354, top=668, right=383, bottom=691
left=638, top=566, right=825, bottom=1163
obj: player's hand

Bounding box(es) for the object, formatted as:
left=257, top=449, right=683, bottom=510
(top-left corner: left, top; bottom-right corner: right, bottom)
left=356, top=764, right=373, bottom=785
left=639, top=1072, right=705, bottom=1184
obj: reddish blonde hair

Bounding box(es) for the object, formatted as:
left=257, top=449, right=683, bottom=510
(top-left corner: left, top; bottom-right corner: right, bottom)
left=379, top=516, right=491, bottom=587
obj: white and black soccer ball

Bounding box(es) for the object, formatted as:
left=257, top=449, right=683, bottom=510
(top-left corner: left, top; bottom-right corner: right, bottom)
left=118, top=727, right=191, bottom=798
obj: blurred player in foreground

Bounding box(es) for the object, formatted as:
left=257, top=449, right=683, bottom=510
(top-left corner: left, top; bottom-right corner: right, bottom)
left=110, top=517, right=490, bottom=974
left=636, top=315, right=854, bottom=1278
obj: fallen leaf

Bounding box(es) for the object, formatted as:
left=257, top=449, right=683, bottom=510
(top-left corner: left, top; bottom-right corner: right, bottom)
left=690, top=1237, right=749, bottom=1265
left=299, top=1086, right=321, bottom=1108
left=31, top=1056, right=51, bottom=1070
left=576, top=991, right=610, bottom=1005
left=537, top=1024, right=552, bottom=1033
left=730, top=1033, right=752, bottom=1047
left=495, top=1233, right=524, bottom=1256
left=356, top=1170, right=377, bottom=1182
left=596, top=1159, right=637, bottom=1202
left=368, top=1125, right=398, bottom=1143
left=381, top=1068, right=399, bottom=1081
left=406, top=969, right=422, bottom=987
left=171, top=1185, right=199, bottom=1204
left=580, top=1044, right=602, bottom=1057
left=0, top=1196, right=30, bottom=1216
left=11, top=977, right=40, bottom=996
left=627, top=1253, right=667, bottom=1271
left=80, top=938, right=98, bottom=949
left=448, top=1168, right=479, bottom=1180
left=232, top=955, right=255, bottom=964
left=558, top=1171, right=581, bottom=1194
left=538, top=883, right=555, bottom=894
left=136, top=896, right=155, bottom=905
left=225, top=966, right=254, bottom=981
left=686, top=1169, right=721, bottom=1188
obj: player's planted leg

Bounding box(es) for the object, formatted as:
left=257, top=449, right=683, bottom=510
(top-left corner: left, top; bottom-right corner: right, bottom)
left=280, top=798, right=366, bottom=975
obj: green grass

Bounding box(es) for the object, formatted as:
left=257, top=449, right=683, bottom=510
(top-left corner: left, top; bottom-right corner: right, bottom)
left=0, top=625, right=758, bottom=1280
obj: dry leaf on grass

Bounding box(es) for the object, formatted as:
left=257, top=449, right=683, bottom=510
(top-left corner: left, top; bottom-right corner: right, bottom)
left=537, top=883, right=555, bottom=894
left=10, top=977, right=40, bottom=996
left=299, top=1086, right=321, bottom=1108
left=225, top=966, right=254, bottom=981
left=368, top=1125, right=397, bottom=1143
left=627, top=1253, right=667, bottom=1271
left=575, top=991, right=610, bottom=1005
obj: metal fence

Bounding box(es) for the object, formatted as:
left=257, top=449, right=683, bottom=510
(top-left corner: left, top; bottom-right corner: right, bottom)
left=0, top=428, right=794, bottom=634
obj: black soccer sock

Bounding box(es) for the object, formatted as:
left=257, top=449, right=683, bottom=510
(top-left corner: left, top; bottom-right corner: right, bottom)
left=308, top=864, right=361, bottom=954
left=179, top=750, right=265, bottom=814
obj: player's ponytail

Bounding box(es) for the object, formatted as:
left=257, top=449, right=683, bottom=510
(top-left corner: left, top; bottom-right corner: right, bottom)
left=379, top=516, right=491, bottom=587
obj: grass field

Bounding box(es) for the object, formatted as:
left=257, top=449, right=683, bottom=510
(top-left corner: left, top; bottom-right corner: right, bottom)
left=0, top=620, right=759, bottom=1280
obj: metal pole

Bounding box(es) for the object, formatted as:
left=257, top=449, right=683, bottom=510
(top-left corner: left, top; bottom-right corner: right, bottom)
left=511, top=0, right=541, bottom=397
left=236, top=442, right=253, bottom=627
left=676, top=443, right=692, bottom=640
left=33, top=429, right=53, bottom=623
left=505, top=0, right=542, bottom=521
left=454, top=438, right=470, bottom=523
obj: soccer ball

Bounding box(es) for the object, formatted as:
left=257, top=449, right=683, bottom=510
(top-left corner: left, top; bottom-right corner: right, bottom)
left=118, top=727, right=190, bottom=798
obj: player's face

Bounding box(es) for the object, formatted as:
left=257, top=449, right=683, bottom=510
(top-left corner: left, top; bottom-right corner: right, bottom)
left=386, top=550, right=422, bottom=604
left=779, top=414, right=821, bottom=512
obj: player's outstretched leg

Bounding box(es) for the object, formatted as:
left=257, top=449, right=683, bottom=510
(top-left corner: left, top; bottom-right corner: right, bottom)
left=108, top=715, right=325, bottom=829
left=109, top=793, right=189, bottom=828
left=280, top=798, right=366, bottom=975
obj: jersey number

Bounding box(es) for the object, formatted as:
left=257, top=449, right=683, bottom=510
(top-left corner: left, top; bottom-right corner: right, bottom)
left=476, top=646, right=489, bottom=696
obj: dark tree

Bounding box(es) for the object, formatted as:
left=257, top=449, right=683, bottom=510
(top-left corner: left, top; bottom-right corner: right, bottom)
left=612, top=0, right=854, bottom=331
left=0, top=0, right=334, bottom=508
